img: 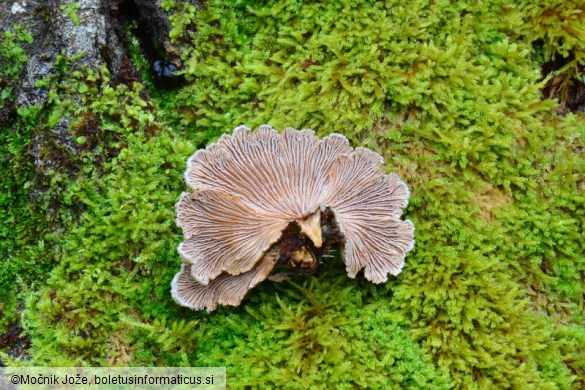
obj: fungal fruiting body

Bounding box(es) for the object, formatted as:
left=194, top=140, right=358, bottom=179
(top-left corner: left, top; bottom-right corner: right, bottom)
left=171, top=125, right=415, bottom=311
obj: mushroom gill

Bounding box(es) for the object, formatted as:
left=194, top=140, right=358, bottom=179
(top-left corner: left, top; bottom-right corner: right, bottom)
left=171, top=125, right=414, bottom=311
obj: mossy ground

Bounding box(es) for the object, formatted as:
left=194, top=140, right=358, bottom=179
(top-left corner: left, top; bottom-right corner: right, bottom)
left=1, top=0, right=584, bottom=388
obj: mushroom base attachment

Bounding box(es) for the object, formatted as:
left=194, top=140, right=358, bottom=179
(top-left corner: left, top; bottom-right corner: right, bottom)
left=271, top=208, right=344, bottom=281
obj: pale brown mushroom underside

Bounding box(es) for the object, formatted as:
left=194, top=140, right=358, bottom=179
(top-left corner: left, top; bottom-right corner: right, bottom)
left=172, top=125, right=414, bottom=311
left=171, top=247, right=280, bottom=311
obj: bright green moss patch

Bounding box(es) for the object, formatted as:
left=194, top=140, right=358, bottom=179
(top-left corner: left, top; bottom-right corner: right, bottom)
left=390, top=181, right=573, bottom=388
left=170, top=0, right=558, bottom=186
left=196, top=272, right=451, bottom=389
left=1, top=0, right=584, bottom=388
left=0, top=25, right=32, bottom=111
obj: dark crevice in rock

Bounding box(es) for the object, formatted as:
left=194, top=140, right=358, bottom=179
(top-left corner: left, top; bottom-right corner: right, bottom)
left=0, top=325, right=31, bottom=362
left=538, top=43, right=585, bottom=115
left=105, top=0, right=186, bottom=88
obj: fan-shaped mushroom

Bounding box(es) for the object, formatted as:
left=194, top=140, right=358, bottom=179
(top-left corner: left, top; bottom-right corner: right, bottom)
left=171, top=125, right=414, bottom=311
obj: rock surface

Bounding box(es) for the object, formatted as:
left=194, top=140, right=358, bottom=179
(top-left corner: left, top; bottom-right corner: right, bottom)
left=1, top=0, right=192, bottom=175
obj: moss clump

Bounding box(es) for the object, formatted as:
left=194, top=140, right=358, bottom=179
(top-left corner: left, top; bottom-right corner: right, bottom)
left=390, top=179, right=573, bottom=388
left=196, top=272, right=451, bottom=389
left=0, top=41, right=178, bottom=350
left=0, top=25, right=32, bottom=115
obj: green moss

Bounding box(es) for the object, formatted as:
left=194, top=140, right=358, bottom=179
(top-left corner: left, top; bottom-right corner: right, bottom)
left=196, top=271, right=451, bottom=388
left=0, top=25, right=32, bottom=110
left=162, top=0, right=583, bottom=386
left=35, top=59, right=158, bottom=137
left=0, top=124, right=40, bottom=332
left=1, top=49, right=170, bottom=340
left=60, top=2, right=81, bottom=27
left=518, top=1, right=585, bottom=64
left=390, top=182, right=572, bottom=387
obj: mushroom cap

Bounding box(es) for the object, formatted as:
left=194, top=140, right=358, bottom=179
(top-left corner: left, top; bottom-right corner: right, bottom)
left=176, top=189, right=287, bottom=285
left=172, top=125, right=415, bottom=310
left=171, top=247, right=280, bottom=311
left=321, top=149, right=415, bottom=281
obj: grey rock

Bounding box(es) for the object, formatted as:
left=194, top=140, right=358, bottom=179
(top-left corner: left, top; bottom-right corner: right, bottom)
left=29, top=116, right=76, bottom=173
left=57, top=0, right=107, bottom=69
